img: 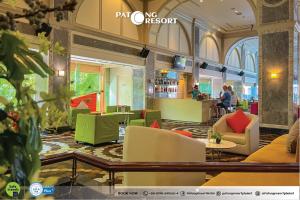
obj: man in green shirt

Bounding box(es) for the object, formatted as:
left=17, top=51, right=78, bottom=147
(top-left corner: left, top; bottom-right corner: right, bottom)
left=192, top=85, right=200, bottom=99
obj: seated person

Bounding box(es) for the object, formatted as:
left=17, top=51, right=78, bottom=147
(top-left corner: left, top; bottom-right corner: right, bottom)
left=217, top=85, right=231, bottom=109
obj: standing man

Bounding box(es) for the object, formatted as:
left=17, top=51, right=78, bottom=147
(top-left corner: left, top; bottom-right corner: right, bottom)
left=192, top=85, right=200, bottom=99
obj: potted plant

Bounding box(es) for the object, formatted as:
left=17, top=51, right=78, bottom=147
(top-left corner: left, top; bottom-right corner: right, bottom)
left=0, top=0, right=77, bottom=198
left=211, top=132, right=222, bottom=144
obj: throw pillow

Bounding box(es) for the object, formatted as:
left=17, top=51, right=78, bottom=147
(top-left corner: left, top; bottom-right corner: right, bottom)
left=141, top=110, right=146, bottom=119
left=76, top=101, right=89, bottom=109
left=150, top=120, right=160, bottom=129
left=287, top=119, right=299, bottom=153
left=226, top=109, right=251, bottom=133
left=173, top=130, right=193, bottom=138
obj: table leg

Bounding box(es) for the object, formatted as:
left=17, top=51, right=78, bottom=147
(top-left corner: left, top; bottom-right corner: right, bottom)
left=217, top=150, right=221, bottom=160
left=211, top=149, right=214, bottom=160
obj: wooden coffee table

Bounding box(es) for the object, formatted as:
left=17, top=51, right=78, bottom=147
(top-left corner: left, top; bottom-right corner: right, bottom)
left=196, top=138, right=237, bottom=160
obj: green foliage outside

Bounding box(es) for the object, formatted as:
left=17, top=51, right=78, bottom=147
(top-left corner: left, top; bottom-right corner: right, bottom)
left=70, top=71, right=100, bottom=96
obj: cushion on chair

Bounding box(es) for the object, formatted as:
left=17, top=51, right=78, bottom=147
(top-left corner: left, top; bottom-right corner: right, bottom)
left=173, top=130, right=193, bottom=138
left=244, top=143, right=296, bottom=163
left=222, top=132, right=246, bottom=145
left=226, top=109, right=251, bottom=133
left=150, top=120, right=160, bottom=129
left=271, top=134, right=288, bottom=145
left=76, top=101, right=89, bottom=109
left=287, top=119, right=299, bottom=153
left=141, top=110, right=145, bottom=119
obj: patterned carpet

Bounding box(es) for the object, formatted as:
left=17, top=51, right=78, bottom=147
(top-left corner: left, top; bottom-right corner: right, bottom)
left=39, top=120, right=281, bottom=186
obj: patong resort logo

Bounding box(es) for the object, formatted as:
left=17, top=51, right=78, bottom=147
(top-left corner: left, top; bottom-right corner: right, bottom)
left=116, top=11, right=177, bottom=25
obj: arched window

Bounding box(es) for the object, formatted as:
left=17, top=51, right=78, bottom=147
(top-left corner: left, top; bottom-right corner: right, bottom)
left=245, top=54, right=256, bottom=72
left=200, top=37, right=219, bottom=62
left=227, top=48, right=241, bottom=68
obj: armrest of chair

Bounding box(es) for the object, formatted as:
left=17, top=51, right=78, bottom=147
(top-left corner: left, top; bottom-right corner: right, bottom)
left=213, top=115, right=230, bottom=133
left=244, top=115, right=260, bottom=153
left=145, top=110, right=162, bottom=127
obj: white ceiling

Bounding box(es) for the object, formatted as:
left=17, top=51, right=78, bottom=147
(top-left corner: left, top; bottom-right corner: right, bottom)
left=175, top=0, right=256, bottom=33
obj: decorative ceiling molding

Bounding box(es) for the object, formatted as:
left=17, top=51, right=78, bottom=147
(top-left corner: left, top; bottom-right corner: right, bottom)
left=257, top=20, right=296, bottom=35
left=262, top=0, right=288, bottom=8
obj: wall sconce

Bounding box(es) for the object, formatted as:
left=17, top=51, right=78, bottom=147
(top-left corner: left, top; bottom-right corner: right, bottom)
left=57, top=70, right=65, bottom=77
left=270, top=73, right=279, bottom=79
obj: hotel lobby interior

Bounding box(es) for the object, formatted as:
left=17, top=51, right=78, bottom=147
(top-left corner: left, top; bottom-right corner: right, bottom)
left=0, top=0, right=299, bottom=199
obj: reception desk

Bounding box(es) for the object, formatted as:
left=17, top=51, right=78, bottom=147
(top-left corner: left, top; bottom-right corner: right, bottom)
left=153, top=98, right=215, bottom=123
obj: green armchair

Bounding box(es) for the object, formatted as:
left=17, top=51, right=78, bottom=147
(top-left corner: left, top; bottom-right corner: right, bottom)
left=106, top=105, right=131, bottom=124
left=129, top=110, right=162, bottom=128
left=75, top=114, right=119, bottom=145
left=69, top=108, right=90, bottom=129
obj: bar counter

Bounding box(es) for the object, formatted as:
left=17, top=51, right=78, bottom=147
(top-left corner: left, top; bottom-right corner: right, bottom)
left=153, top=98, right=215, bottom=123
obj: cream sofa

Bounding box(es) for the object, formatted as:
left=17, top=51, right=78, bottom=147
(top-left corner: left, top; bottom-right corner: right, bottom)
left=123, top=126, right=206, bottom=186
left=204, top=134, right=299, bottom=186
left=213, top=113, right=259, bottom=155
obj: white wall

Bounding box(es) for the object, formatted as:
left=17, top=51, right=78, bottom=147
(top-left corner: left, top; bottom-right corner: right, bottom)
left=199, top=36, right=220, bottom=62
left=75, top=0, right=139, bottom=41
left=156, top=17, right=191, bottom=55
left=109, top=67, right=133, bottom=107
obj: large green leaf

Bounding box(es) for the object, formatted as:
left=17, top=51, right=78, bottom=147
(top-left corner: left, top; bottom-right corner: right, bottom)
left=0, top=32, right=54, bottom=97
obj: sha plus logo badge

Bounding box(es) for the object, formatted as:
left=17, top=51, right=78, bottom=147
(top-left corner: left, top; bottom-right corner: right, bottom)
left=5, top=182, right=21, bottom=198
left=29, top=182, right=43, bottom=197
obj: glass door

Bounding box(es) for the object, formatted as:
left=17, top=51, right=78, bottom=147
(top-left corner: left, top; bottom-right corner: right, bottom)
left=70, top=63, right=104, bottom=112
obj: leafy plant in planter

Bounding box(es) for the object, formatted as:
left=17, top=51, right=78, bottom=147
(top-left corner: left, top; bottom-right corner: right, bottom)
left=40, top=88, right=74, bottom=133
left=0, top=0, right=77, bottom=198
left=211, top=132, right=222, bottom=144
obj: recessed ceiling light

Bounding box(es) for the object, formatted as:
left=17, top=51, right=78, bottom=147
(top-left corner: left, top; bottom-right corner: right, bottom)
left=200, top=0, right=204, bottom=3
left=234, top=10, right=242, bottom=15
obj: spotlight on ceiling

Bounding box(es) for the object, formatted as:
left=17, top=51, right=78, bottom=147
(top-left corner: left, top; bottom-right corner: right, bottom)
left=139, top=47, right=150, bottom=58
left=238, top=71, right=245, bottom=76
left=234, top=10, right=242, bottom=15
left=200, top=62, right=208, bottom=69
left=220, top=66, right=227, bottom=73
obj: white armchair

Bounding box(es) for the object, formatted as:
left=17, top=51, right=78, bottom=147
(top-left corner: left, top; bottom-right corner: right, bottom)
left=123, top=126, right=206, bottom=186
left=212, top=113, right=259, bottom=155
